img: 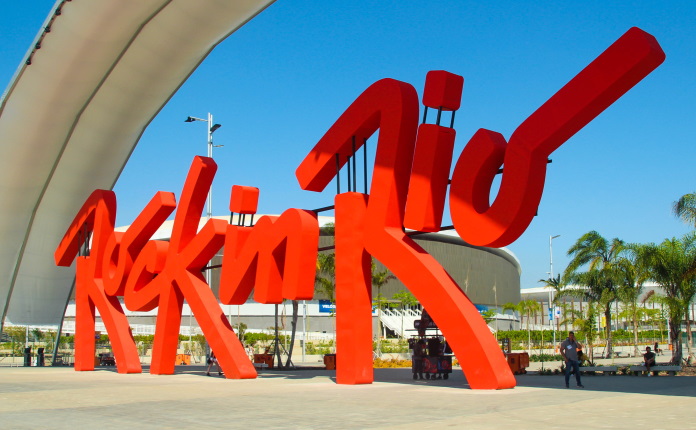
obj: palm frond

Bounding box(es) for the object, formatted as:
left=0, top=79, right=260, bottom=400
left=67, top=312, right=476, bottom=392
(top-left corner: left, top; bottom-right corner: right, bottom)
left=673, top=192, right=696, bottom=228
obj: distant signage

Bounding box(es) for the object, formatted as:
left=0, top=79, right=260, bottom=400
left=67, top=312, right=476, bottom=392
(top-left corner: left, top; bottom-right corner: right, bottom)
left=319, top=300, right=336, bottom=313
left=475, top=305, right=488, bottom=314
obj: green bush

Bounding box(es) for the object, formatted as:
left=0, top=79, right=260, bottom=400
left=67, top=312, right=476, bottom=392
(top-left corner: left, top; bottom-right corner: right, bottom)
left=305, top=340, right=334, bottom=355
left=496, top=329, right=669, bottom=348
left=244, top=332, right=285, bottom=347
left=529, top=353, right=562, bottom=362
left=374, top=339, right=409, bottom=353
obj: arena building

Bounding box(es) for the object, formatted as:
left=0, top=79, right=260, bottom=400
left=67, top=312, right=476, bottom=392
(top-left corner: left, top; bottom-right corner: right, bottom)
left=54, top=215, right=521, bottom=341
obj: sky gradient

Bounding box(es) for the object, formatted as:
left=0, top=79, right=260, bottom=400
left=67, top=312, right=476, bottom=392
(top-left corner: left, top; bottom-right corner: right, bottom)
left=1, top=1, right=694, bottom=294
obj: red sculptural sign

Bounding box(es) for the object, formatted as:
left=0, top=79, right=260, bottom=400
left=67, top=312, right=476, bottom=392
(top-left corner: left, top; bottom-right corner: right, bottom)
left=56, top=27, right=664, bottom=389
left=55, top=157, right=319, bottom=379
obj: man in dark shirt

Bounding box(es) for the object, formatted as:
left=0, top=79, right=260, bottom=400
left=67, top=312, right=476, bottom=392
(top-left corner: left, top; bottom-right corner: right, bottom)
left=560, top=331, right=584, bottom=388
left=644, top=346, right=657, bottom=376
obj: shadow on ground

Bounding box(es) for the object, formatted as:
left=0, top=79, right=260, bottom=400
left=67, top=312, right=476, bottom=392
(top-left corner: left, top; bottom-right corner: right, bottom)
left=89, top=363, right=696, bottom=397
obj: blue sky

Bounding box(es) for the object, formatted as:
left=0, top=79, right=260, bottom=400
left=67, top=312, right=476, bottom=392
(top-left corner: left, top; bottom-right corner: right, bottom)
left=1, top=1, right=694, bottom=293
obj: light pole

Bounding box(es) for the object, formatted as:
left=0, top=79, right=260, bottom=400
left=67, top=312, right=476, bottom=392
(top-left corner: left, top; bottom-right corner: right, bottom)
left=185, top=113, right=223, bottom=220
left=185, top=113, right=222, bottom=344
left=549, top=234, right=560, bottom=349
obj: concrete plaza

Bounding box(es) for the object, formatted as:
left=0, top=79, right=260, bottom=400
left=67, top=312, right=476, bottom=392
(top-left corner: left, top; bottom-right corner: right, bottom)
left=1, top=363, right=694, bottom=429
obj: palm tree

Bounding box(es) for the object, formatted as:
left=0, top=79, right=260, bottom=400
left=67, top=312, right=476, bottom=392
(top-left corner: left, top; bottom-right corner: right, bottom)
left=315, top=223, right=336, bottom=302
left=512, top=299, right=542, bottom=351
left=502, top=302, right=518, bottom=319
left=557, top=302, right=578, bottom=331
left=481, top=309, right=497, bottom=324
left=673, top=192, right=696, bottom=228
left=316, top=252, right=336, bottom=302
left=538, top=274, right=565, bottom=331
left=634, top=235, right=696, bottom=364
left=640, top=301, right=666, bottom=341
left=681, top=279, right=696, bottom=362
left=500, top=302, right=519, bottom=333
left=615, top=249, right=647, bottom=356
left=562, top=303, right=599, bottom=360
left=316, top=252, right=337, bottom=351
left=563, top=231, right=626, bottom=358
left=372, top=260, right=396, bottom=353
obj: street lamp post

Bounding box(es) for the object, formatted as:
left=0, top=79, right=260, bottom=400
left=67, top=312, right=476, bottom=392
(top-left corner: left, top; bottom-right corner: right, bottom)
left=185, top=113, right=222, bottom=343
left=549, top=234, right=560, bottom=349
left=185, top=113, right=222, bottom=220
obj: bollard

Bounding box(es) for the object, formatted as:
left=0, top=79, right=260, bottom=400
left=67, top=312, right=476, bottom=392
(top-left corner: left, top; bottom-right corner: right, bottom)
left=37, top=347, right=45, bottom=367
left=23, top=346, right=32, bottom=367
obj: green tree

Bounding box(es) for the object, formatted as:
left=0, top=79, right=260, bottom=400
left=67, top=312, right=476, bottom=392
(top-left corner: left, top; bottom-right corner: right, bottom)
left=372, top=260, right=396, bottom=352
left=392, top=289, right=418, bottom=339
left=392, top=289, right=417, bottom=308
left=316, top=252, right=337, bottom=352
left=501, top=302, right=520, bottom=332
left=616, top=249, right=648, bottom=356
left=563, top=231, right=626, bottom=358
left=538, top=274, right=565, bottom=331
left=316, top=252, right=336, bottom=303
left=504, top=300, right=541, bottom=351
left=564, top=303, right=599, bottom=360
left=673, top=192, right=696, bottom=228
left=557, top=302, right=578, bottom=331
left=481, top=309, right=496, bottom=324
left=634, top=235, right=696, bottom=364
left=502, top=302, right=518, bottom=318
left=520, top=300, right=542, bottom=351
left=31, top=328, right=44, bottom=344
left=640, top=305, right=666, bottom=339
left=4, top=326, right=27, bottom=355
left=233, top=322, right=247, bottom=342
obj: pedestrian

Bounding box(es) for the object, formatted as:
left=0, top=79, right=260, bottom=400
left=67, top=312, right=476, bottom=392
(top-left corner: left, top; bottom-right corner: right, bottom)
left=643, top=346, right=657, bottom=376
left=560, top=331, right=584, bottom=388
left=653, top=342, right=662, bottom=356
left=413, top=339, right=427, bottom=380
left=206, top=350, right=222, bottom=376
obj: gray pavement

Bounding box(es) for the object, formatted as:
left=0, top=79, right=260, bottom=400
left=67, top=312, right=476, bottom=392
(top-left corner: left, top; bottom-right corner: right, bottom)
left=1, top=363, right=694, bottom=429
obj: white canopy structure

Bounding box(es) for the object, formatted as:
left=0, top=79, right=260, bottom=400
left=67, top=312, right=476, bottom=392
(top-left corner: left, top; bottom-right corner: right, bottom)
left=0, top=0, right=274, bottom=328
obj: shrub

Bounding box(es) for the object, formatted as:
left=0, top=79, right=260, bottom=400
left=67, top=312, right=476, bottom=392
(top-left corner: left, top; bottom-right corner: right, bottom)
left=372, top=339, right=409, bottom=353
left=529, top=353, right=562, bottom=362
left=305, top=343, right=333, bottom=355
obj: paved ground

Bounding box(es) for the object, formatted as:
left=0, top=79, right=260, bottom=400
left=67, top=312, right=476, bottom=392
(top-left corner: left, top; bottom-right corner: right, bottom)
left=1, top=363, right=694, bottom=429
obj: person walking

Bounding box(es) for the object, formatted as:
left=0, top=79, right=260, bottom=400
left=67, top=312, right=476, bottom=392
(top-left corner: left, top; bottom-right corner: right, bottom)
left=560, top=331, right=584, bottom=388
left=206, top=350, right=222, bottom=376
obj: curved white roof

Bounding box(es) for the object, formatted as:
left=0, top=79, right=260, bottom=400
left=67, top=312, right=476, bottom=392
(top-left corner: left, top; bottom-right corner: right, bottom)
left=0, top=0, right=274, bottom=327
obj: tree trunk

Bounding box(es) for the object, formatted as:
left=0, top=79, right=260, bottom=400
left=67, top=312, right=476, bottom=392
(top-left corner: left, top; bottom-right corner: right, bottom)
left=684, top=305, right=693, bottom=364
left=604, top=303, right=613, bottom=359
left=285, top=300, right=299, bottom=368
left=669, top=315, right=682, bottom=365
left=377, top=305, right=382, bottom=356
left=274, top=304, right=283, bottom=369
left=631, top=302, right=640, bottom=357
left=526, top=312, right=531, bottom=352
